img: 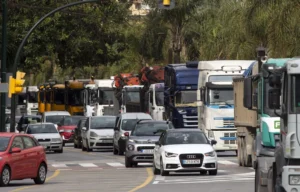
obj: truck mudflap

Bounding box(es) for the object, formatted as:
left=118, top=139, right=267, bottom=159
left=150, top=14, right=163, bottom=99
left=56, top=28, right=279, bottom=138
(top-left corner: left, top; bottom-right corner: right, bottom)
left=282, top=166, right=300, bottom=192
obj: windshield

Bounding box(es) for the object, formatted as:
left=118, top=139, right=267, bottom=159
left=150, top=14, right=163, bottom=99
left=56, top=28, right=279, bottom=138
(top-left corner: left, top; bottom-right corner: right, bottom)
left=121, top=119, right=143, bottom=131
left=45, top=91, right=51, bottom=103
left=39, top=91, right=45, bottom=102
left=24, top=116, right=41, bottom=124
left=99, top=89, right=114, bottom=105
left=89, top=89, right=98, bottom=105
left=125, top=91, right=140, bottom=103
left=90, top=117, right=116, bottom=129
left=208, top=89, right=234, bottom=105
left=291, top=75, right=300, bottom=113
left=17, top=93, right=26, bottom=105
left=46, top=115, right=66, bottom=124
left=26, top=124, right=58, bottom=134
left=68, top=89, right=83, bottom=106
left=131, top=123, right=170, bottom=136
left=208, top=75, right=235, bottom=82
left=54, top=89, right=64, bottom=105
left=62, top=116, right=84, bottom=126
left=155, top=91, right=164, bottom=106
left=27, top=92, right=38, bottom=103
left=175, top=91, right=197, bottom=107
left=165, top=132, right=209, bottom=145
left=0, top=137, right=10, bottom=152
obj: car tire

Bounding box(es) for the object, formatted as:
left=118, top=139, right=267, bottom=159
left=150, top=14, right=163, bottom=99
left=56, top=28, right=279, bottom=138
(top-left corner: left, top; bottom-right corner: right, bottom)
left=153, top=161, right=160, bottom=175
left=34, top=163, right=47, bottom=184
left=113, top=145, right=118, bottom=155
left=125, top=157, right=133, bottom=168
left=208, top=169, right=218, bottom=175
left=160, top=159, right=169, bottom=176
left=0, top=166, right=10, bottom=186
left=56, top=148, right=63, bottom=153
left=86, top=140, right=92, bottom=152
left=63, top=141, right=65, bottom=147
left=200, top=170, right=207, bottom=175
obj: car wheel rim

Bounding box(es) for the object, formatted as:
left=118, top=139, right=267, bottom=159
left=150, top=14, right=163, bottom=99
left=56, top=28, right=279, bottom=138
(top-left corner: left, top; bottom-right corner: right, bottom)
left=2, top=168, right=9, bottom=184
left=39, top=166, right=46, bottom=181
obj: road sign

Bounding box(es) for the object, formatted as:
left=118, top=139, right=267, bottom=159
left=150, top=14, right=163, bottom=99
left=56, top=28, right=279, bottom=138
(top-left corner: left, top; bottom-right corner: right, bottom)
left=0, top=83, right=8, bottom=92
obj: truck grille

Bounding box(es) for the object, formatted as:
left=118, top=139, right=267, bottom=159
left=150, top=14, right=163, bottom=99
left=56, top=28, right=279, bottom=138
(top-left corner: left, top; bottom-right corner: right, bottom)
left=179, top=153, right=203, bottom=167
left=182, top=115, right=198, bottom=128
left=223, top=119, right=234, bottom=128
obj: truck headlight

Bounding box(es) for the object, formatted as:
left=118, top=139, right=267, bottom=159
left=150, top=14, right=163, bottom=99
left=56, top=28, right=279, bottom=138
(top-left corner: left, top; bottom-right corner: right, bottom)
left=165, top=151, right=178, bottom=158
left=205, top=151, right=216, bottom=157
left=127, top=144, right=134, bottom=151
left=90, top=132, right=98, bottom=137
left=290, top=175, right=300, bottom=185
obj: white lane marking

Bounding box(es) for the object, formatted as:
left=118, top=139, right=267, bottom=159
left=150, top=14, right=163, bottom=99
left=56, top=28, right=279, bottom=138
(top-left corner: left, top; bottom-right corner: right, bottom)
left=79, top=163, right=98, bottom=167
left=153, top=181, right=159, bottom=184
left=107, top=162, right=125, bottom=167
left=52, top=164, right=68, bottom=168
left=155, top=175, right=165, bottom=181
left=57, top=169, right=72, bottom=171
left=218, top=160, right=238, bottom=165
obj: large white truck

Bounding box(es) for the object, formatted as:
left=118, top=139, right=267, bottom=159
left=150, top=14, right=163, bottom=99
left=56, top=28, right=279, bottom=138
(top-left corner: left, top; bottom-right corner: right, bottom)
left=197, top=60, right=254, bottom=152
left=83, top=78, right=115, bottom=117
left=26, top=86, right=39, bottom=115
left=144, top=83, right=164, bottom=120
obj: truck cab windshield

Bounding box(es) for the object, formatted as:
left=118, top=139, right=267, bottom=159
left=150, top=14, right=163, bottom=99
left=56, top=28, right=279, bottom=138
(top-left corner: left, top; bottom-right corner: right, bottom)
left=125, top=91, right=140, bottom=103
left=155, top=91, right=164, bottom=106
left=88, top=89, right=98, bottom=105
left=99, top=89, right=114, bottom=105
left=291, top=75, right=300, bottom=113
left=208, top=89, right=233, bottom=105
left=175, top=91, right=197, bottom=107
left=27, top=92, right=38, bottom=103
left=68, top=89, right=83, bottom=106
left=54, top=89, right=64, bottom=104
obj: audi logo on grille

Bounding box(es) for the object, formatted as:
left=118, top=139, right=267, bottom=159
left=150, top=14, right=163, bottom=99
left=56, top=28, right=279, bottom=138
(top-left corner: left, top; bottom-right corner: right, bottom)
left=187, top=155, right=196, bottom=159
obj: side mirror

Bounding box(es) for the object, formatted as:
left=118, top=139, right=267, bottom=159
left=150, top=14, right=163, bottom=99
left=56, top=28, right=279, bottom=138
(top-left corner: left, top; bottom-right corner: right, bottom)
left=243, top=77, right=252, bottom=109
left=11, top=147, right=21, bottom=153
left=269, top=74, right=281, bottom=88
left=82, top=127, right=87, bottom=131
left=155, top=141, right=161, bottom=146
left=211, top=140, right=217, bottom=145
left=268, top=88, right=281, bottom=109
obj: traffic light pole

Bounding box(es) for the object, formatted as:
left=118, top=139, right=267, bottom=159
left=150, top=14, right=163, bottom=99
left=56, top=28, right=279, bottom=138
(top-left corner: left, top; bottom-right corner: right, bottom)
left=10, top=0, right=101, bottom=132
left=1, top=0, right=8, bottom=132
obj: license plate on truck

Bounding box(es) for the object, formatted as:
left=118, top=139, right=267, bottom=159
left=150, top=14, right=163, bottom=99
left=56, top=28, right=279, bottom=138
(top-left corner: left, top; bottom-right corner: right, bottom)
left=142, top=149, right=154, bottom=153
left=182, top=160, right=201, bottom=164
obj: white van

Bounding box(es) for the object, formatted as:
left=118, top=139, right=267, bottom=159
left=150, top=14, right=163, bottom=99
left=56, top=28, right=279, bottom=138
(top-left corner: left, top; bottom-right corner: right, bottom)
left=113, top=113, right=152, bottom=155
left=42, top=111, right=71, bottom=128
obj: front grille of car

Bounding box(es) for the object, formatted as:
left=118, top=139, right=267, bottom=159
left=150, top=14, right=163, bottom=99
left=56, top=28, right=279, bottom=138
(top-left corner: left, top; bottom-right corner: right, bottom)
left=179, top=153, right=203, bottom=168
left=137, top=146, right=155, bottom=152
left=95, top=143, right=113, bottom=146
left=38, top=139, right=51, bottom=142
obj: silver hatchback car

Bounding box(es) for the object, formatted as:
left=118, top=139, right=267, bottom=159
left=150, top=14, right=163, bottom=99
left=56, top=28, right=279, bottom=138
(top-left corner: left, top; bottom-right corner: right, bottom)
left=125, top=120, right=174, bottom=167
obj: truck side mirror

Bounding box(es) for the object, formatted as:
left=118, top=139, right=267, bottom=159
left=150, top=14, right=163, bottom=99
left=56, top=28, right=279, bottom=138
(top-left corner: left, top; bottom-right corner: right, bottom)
left=243, top=77, right=252, bottom=109
left=268, top=88, right=280, bottom=109
left=269, top=74, right=281, bottom=88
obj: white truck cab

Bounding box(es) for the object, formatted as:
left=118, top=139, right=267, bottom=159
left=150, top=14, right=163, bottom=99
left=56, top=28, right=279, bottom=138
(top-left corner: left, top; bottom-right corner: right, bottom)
left=146, top=83, right=164, bottom=120
left=26, top=86, right=39, bottom=115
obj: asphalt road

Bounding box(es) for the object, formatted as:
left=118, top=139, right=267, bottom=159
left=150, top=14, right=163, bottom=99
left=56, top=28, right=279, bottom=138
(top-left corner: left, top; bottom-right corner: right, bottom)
left=2, top=144, right=254, bottom=192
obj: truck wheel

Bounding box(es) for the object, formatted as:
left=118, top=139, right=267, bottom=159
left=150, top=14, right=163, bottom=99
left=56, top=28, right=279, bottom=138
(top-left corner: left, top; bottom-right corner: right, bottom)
left=238, top=137, right=242, bottom=166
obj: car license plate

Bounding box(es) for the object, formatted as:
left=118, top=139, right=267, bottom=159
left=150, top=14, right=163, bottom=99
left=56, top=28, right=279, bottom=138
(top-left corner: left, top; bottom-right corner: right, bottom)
left=182, top=160, right=201, bottom=164
left=100, top=140, right=113, bottom=143
left=142, top=149, right=154, bottom=153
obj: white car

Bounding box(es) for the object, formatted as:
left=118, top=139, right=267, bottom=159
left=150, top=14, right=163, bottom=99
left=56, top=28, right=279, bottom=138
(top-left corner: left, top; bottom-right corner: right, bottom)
left=81, top=116, right=117, bottom=152
left=153, top=129, right=218, bottom=176
left=25, top=123, right=63, bottom=153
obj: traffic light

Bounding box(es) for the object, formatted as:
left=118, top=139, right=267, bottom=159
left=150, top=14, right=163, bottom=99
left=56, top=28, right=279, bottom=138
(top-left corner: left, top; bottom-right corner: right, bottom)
left=8, top=71, right=26, bottom=98
left=158, top=0, right=175, bottom=9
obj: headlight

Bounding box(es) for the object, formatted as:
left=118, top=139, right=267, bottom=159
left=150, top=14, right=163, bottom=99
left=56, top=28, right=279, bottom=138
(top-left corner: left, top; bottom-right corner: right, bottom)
left=205, top=151, right=216, bottom=157
left=90, top=132, right=98, bottom=137
left=290, top=175, right=300, bottom=185
left=127, top=144, right=134, bottom=151
left=178, top=110, right=186, bottom=114
left=165, top=151, right=178, bottom=157
left=51, top=138, right=62, bottom=142
left=128, top=139, right=135, bottom=142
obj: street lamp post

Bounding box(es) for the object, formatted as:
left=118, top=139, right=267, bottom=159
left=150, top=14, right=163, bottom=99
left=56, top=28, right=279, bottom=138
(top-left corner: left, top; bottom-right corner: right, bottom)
left=10, top=0, right=101, bottom=132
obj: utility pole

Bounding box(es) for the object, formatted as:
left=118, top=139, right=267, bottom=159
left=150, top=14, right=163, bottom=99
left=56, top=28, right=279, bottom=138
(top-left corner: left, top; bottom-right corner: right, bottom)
left=1, top=0, right=8, bottom=132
